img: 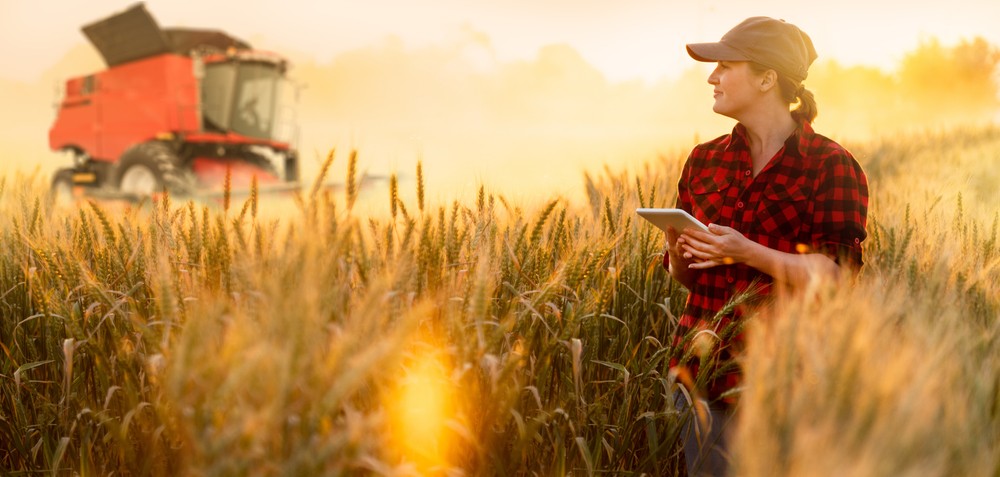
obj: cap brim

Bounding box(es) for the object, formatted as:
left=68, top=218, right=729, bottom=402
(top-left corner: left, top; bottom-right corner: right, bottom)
left=686, top=42, right=750, bottom=62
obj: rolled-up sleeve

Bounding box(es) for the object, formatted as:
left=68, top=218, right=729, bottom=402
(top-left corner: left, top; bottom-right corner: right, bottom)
left=809, top=152, right=869, bottom=269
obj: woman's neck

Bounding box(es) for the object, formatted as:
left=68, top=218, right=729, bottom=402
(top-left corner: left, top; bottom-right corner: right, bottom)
left=740, top=106, right=798, bottom=176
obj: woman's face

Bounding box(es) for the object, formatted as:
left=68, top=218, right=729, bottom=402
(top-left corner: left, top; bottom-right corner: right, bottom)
left=707, top=61, right=764, bottom=119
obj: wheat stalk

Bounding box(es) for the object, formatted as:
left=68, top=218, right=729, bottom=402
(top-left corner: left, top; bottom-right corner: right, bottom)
left=223, top=164, right=232, bottom=213
left=346, top=150, right=359, bottom=211
left=416, top=160, right=425, bottom=214
left=389, top=173, right=399, bottom=221
left=310, top=148, right=335, bottom=204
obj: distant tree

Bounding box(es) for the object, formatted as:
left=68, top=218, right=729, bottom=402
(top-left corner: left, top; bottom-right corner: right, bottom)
left=951, top=37, right=1000, bottom=108
left=809, top=60, right=896, bottom=137
left=898, top=37, right=1000, bottom=122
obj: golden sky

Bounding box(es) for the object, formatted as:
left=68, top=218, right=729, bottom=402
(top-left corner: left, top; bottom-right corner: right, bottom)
left=1, top=0, right=998, bottom=204
left=2, top=0, right=999, bottom=83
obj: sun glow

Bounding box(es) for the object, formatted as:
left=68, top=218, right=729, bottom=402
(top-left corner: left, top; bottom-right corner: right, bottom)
left=387, top=348, right=459, bottom=472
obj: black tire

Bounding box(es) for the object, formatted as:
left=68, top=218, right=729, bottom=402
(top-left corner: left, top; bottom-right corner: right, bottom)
left=115, top=142, right=197, bottom=197
left=283, top=150, right=300, bottom=182
left=48, top=168, right=77, bottom=208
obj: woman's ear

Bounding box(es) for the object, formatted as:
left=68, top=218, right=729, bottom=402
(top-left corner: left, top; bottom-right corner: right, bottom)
left=760, top=70, right=778, bottom=92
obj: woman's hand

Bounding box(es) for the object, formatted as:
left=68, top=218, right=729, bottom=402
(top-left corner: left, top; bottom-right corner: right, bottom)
left=664, top=226, right=698, bottom=289
left=665, top=225, right=680, bottom=254
left=680, top=223, right=842, bottom=290
left=679, top=223, right=757, bottom=270
left=666, top=226, right=696, bottom=265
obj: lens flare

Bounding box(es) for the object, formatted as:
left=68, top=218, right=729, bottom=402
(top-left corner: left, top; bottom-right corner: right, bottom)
left=387, top=349, right=457, bottom=471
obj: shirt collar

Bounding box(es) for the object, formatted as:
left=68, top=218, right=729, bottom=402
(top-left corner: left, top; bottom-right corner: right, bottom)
left=727, top=120, right=813, bottom=158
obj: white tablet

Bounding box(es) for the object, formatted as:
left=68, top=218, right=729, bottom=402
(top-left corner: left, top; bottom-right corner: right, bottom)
left=636, top=208, right=710, bottom=234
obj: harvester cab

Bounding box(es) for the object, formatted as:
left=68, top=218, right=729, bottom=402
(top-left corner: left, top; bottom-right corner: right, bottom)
left=49, top=2, right=300, bottom=203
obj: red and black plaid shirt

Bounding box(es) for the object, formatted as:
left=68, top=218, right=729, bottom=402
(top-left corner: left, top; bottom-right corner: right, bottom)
left=665, top=121, right=869, bottom=402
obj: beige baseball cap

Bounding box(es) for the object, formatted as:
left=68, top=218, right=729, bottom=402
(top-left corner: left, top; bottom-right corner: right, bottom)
left=686, top=16, right=818, bottom=83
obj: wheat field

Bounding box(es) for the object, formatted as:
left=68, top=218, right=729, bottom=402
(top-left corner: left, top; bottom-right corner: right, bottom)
left=0, top=126, right=998, bottom=476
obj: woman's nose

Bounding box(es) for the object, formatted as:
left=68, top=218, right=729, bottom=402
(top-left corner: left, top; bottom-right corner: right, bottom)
left=707, top=67, right=720, bottom=84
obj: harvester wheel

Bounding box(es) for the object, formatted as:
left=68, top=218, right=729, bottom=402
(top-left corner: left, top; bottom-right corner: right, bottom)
left=48, top=169, right=77, bottom=208
left=115, top=142, right=197, bottom=197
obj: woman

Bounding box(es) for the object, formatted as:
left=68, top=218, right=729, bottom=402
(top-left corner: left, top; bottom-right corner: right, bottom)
left=664, top=17, right=869, bottom=476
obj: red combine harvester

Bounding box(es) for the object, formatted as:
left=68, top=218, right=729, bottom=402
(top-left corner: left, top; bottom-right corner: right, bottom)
left=49, top=3, right=300, bottom=201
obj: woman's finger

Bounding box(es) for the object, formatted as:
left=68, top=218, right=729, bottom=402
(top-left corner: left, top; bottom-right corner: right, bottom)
left=682, top=243, right=717, bottom=261
left=681, top=234, right=720, bottom=255
left=680, top=233, right=715, bottom=251
left=706, top=223, right=731, bottom=235
left=688, top=259, right=722, bottom=270
left=682, top=228, right=716, bottom=241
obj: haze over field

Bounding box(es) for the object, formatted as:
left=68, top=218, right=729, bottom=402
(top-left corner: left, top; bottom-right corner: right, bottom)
left=1, top=1, right=998, bottom=203
left=1, top=3, right=999, bottom=474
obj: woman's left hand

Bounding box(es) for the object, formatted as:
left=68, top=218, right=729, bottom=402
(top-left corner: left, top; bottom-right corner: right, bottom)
left=680, top=223, right=757, bottom=269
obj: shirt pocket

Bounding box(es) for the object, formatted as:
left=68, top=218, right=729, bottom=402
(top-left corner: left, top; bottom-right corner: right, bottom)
left=753, top=180, right=812, bottom=239
left=689, top=172, right=733, bottom=225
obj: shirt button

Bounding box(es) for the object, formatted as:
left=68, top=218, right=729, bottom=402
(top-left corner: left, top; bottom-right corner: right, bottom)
left=744, top=170, right=751, bottom=176
left=727, top=276, right=735, bottom=284
left=737, top=201, right=744, bottom=209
